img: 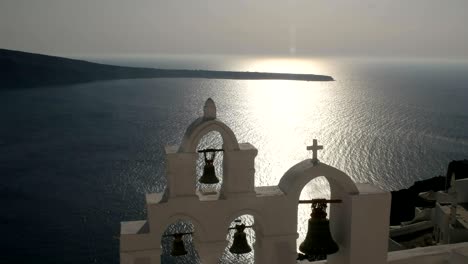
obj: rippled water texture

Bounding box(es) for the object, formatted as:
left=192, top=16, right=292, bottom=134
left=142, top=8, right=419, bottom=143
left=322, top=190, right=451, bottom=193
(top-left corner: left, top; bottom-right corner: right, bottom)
left=1, top=56, right=467, bottom=263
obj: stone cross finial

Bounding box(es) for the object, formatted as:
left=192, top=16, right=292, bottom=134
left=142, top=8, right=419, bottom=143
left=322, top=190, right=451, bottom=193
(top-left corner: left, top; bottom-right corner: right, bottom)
left=203, top=98, right=217, bottom=120
left=307, top=139, right=323, bottom=165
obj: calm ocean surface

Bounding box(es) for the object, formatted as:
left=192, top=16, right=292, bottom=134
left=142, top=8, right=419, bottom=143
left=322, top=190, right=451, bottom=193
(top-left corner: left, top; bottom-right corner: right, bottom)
left=1, top=56, right=468, bottom=263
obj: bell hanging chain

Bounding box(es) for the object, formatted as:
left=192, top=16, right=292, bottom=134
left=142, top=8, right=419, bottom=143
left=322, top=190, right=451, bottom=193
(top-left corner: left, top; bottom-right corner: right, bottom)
left=228, top=219, right=253, bottom=230
left=162, top=232, right=194, bottom=237
left=228, top=225, right=254, bottom=230
left=299, top=199, right=342, bottom=220
left=298, top=199, right=342, bottom=204
left=197, top=148, right=224, bottom=153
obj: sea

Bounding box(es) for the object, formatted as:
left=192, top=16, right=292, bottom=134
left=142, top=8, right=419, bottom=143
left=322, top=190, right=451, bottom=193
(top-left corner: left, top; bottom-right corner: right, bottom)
left=1, top=55, right=467, bottom=264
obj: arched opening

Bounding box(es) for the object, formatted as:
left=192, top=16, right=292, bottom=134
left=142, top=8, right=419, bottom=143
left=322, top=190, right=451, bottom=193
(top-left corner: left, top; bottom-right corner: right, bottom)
left=297, top=176, right=331, bottom=254
left=296, top=176, right=333, bottom=260
left=221, top=214, right=256, bottom=264
left=160, top=220, right=199, bottom=264
left=196, top=131, right=224, bottom=197
left=279, top=162, right=360, bottom=262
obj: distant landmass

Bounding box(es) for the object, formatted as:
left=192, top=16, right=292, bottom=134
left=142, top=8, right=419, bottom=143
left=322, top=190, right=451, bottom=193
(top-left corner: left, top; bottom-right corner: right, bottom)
left=0, top=49, right=334, bottom=89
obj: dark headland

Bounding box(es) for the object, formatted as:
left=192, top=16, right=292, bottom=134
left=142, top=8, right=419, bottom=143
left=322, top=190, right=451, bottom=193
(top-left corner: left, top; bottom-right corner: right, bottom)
left=0, top=49, right=334, bottom=89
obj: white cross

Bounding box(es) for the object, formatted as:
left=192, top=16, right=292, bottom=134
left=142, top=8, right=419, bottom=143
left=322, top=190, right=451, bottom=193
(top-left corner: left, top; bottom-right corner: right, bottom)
left=307, top=139, right=323, bottom=165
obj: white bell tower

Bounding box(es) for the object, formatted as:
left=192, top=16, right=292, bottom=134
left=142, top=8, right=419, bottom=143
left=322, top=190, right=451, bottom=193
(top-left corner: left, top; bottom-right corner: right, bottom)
left=120, top=98, right=391, bottom=264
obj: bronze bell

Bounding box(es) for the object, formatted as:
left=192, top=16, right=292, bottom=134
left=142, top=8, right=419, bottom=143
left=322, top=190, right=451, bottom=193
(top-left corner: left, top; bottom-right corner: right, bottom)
left=199, top=152, right=219, bottom=184
left=299, top=202, right=339, bottom=259
left=170, top=234, right=188, bottom=256
left=229, top=224, right=252, bottom=254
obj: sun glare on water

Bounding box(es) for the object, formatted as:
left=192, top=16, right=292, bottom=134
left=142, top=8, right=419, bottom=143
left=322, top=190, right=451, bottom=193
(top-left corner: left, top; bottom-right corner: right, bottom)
left=226, top=57, right=339, bottom=252
left=230, top=57, right=337, bottom=185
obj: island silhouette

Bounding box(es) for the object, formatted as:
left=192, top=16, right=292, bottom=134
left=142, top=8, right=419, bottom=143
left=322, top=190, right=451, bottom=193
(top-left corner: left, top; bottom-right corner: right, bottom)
left=0, top=49, right=334, bottom=89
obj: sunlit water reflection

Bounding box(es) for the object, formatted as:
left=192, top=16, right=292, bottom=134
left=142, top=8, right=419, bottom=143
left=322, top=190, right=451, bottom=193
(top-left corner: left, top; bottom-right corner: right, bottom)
left=1, top=56, right=468, bottom=263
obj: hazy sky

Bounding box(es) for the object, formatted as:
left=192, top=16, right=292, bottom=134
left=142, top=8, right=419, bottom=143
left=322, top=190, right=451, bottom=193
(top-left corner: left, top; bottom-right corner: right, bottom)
left=1, top=0, right=468, bottom=58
